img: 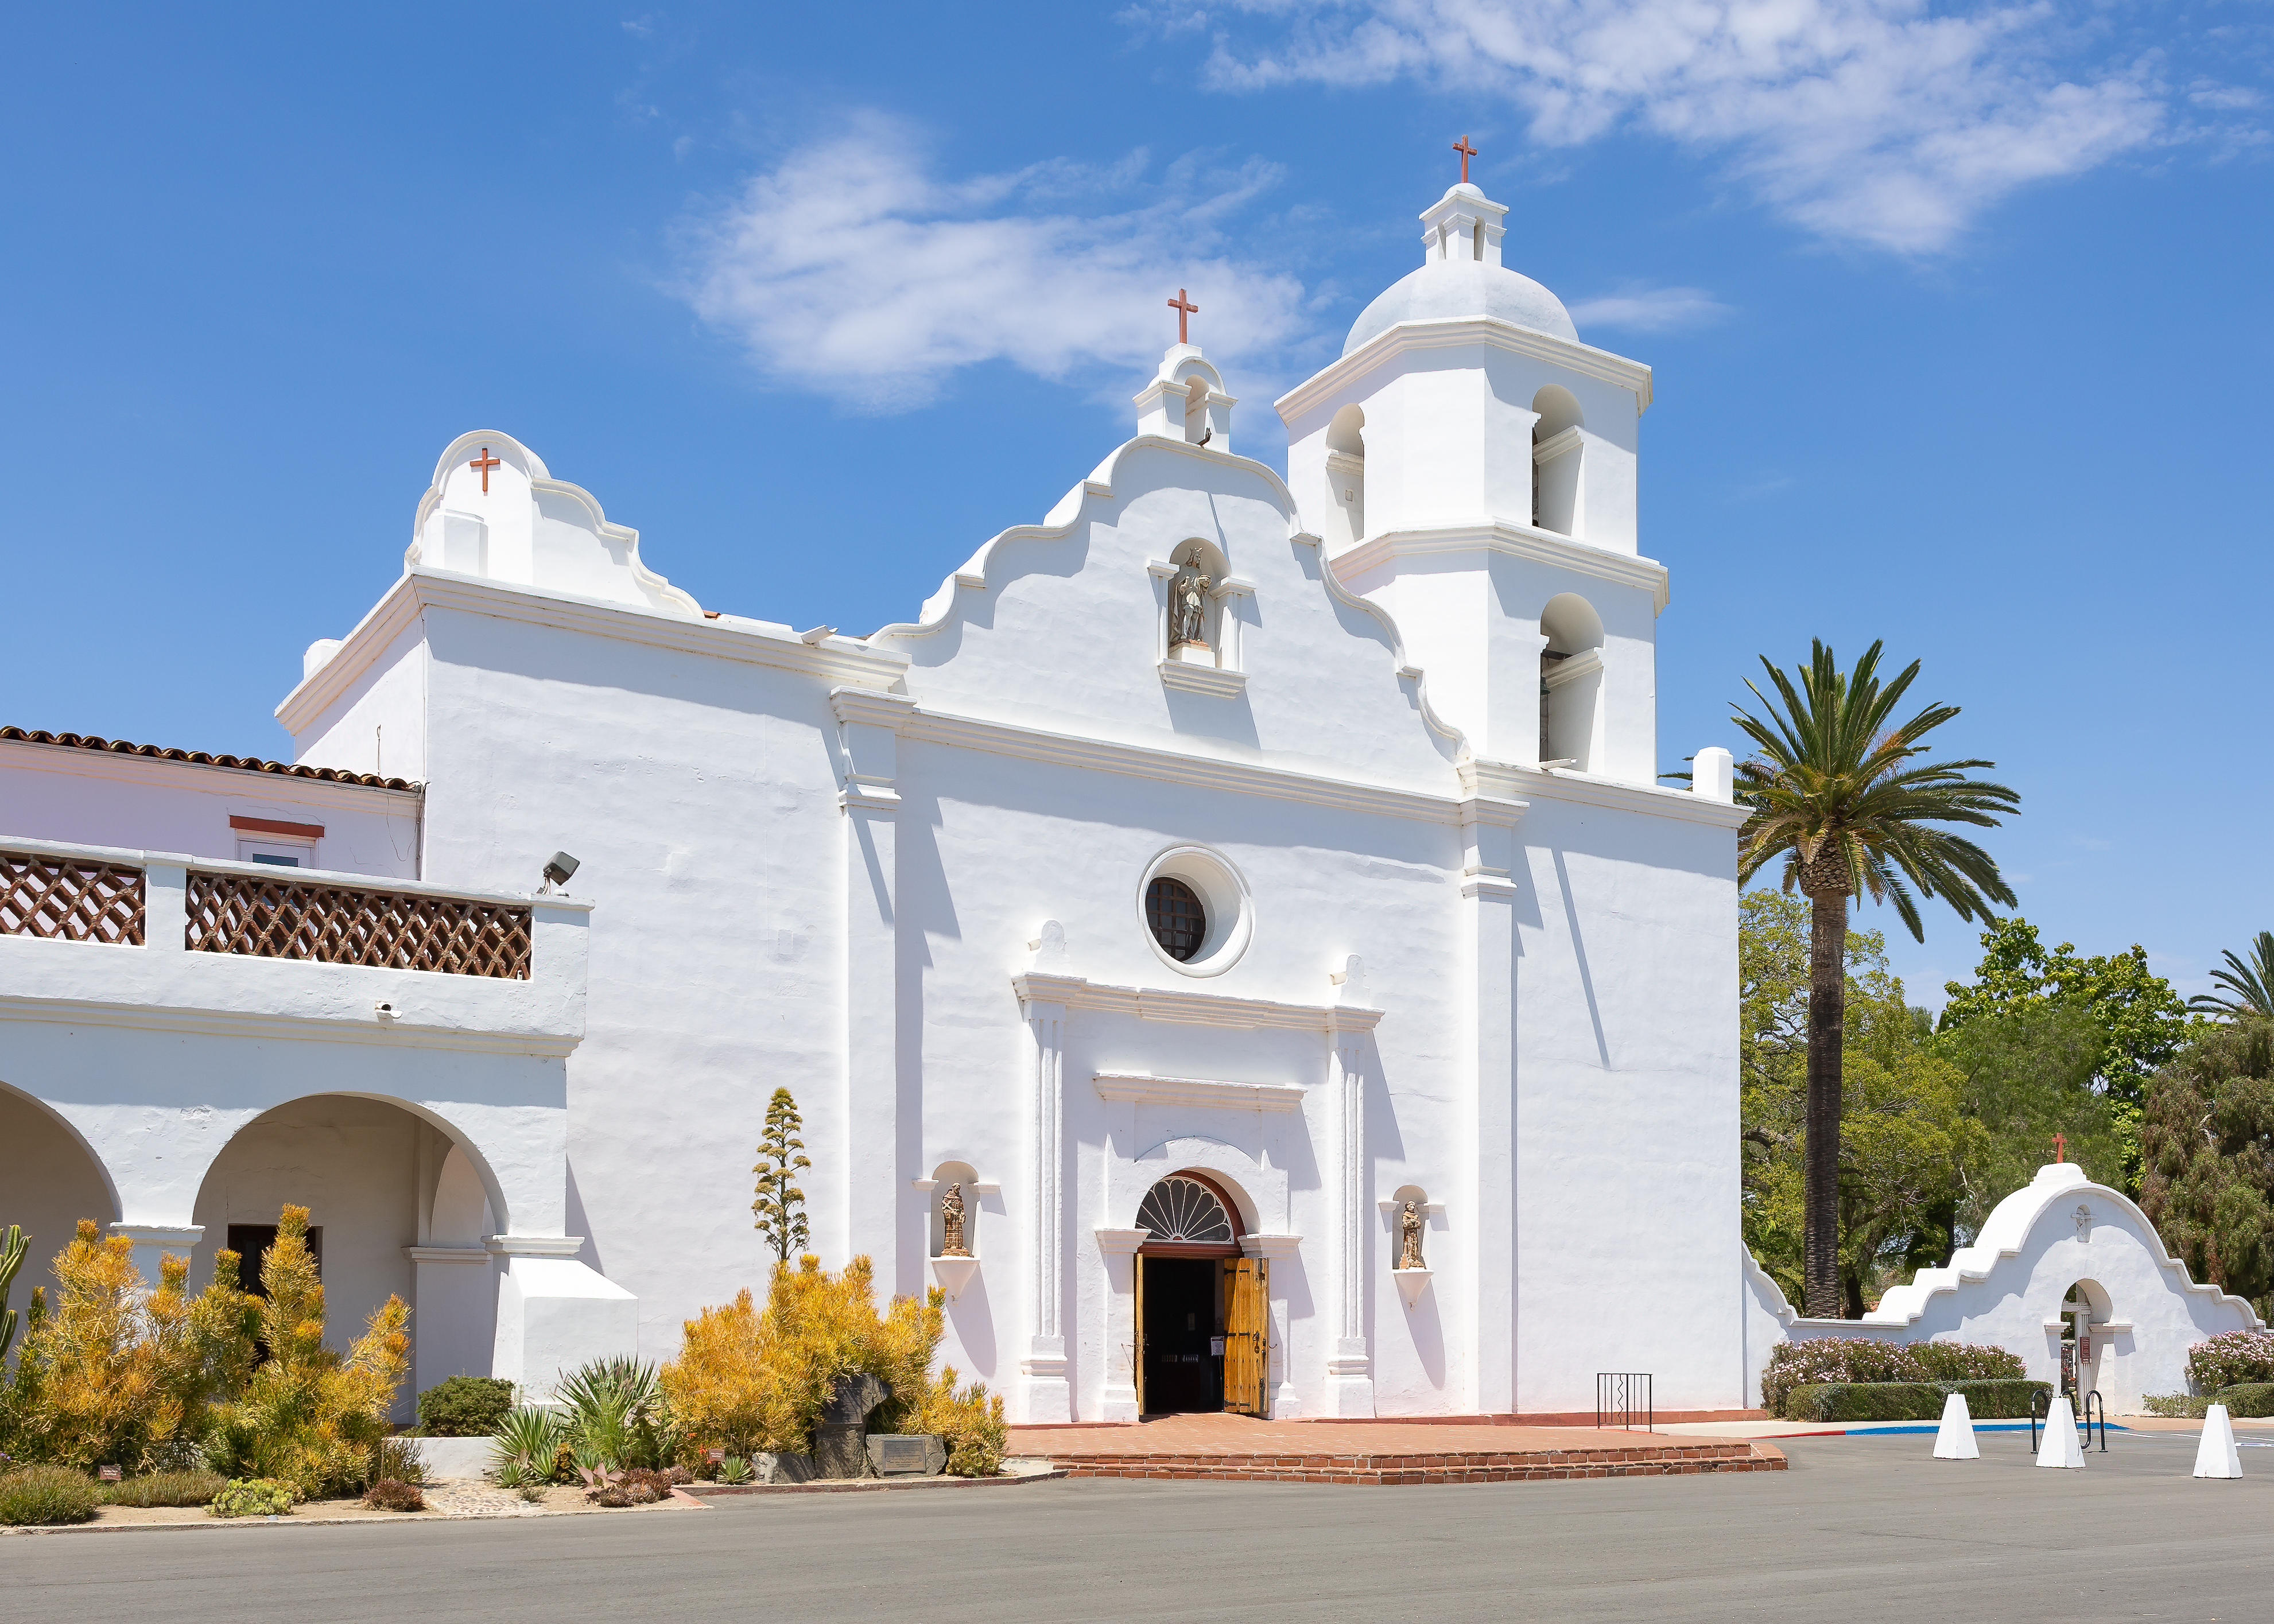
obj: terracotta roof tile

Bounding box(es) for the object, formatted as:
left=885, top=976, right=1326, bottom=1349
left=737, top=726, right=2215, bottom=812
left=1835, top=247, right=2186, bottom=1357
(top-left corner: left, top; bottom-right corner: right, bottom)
left=1, top=727, right=421, bottom=792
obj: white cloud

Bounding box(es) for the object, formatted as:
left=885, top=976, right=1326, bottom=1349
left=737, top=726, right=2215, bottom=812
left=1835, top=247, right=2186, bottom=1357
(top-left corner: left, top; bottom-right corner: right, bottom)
left=675, top=115, right=1311, bottom=411
left=1160, top=0, right=2186, bottom=252
left=1567, top=283, right=1729, bottom=332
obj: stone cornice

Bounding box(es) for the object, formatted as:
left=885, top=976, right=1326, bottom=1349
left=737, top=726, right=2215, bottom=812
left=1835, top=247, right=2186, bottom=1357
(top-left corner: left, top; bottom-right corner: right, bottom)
left=1013, top=972, right=1384, bottom=1032
left=0, top=992, right=584, bottom=1058
left=829, top=689, right=921, bottom=730
left=1092, top=1072, right=1307, bottom=1113
left=1276, top=317, right=1654, bottom=423
left=1333, top=523, right=1672, bottom=615
left=277, top=570, right=907, bottom=735
left=1460, top=762, right=1752, bottom=829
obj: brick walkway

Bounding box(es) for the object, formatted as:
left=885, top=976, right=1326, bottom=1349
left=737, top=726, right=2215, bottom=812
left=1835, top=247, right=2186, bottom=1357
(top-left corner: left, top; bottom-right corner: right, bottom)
left=1007, top=1412, right=1787, bottom=1486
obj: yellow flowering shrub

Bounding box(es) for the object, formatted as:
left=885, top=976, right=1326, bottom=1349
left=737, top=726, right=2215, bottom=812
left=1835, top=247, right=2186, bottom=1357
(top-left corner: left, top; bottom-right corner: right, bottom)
left=662, top=1254, right=1003, bottom=1473
left=209, top=1206, right=409, bottom=1499
left=11, top=1222, right=256, bottom=1471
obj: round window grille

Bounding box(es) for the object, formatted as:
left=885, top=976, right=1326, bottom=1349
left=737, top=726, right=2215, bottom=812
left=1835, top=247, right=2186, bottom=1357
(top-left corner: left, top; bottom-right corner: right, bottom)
left=1146, top=876, right=1206, bottom=962
left=1135, top=1176, right=1234, bottom=1244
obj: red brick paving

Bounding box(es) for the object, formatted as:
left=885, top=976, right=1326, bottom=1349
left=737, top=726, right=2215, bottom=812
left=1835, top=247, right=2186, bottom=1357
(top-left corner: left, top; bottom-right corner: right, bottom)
left=1007, top=1411, right=1787, bottom=1486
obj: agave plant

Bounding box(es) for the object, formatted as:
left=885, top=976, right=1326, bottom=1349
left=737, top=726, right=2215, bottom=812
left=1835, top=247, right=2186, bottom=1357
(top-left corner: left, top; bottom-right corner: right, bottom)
left=554, top=1357, right=674, bottom=1469
left=488, top=1405, right=562, bottom=1485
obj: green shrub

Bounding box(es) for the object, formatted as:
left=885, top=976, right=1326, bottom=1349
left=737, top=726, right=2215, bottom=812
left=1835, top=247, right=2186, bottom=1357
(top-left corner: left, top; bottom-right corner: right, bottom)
left=209, top=1477, right=293, bottom=1518
left=2215, top=1382, right=2274, bottom=1418
left=100, top=1470, right=225, bottom=1508
left=1761, top=1339, right=2029, bottom=1417
left=2141, top=1393, right=2211, bottom=1418
left=416, top=1376, right=515, bottom=1438
left=371, top=1435, right=424, bottom=1487
left=0, top=1464, right=98, bottom=1525
left=1782, top=1379, right=2052, bottom=1423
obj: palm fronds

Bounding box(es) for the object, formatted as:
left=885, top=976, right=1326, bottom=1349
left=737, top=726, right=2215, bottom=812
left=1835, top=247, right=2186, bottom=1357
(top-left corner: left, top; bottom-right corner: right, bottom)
left=1730, top=639, right=2020, bottom=941
left=2190, top=932, right=2274, bottom=1020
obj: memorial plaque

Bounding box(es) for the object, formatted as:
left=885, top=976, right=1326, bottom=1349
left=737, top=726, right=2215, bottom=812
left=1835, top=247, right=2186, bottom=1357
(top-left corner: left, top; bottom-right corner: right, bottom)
left=866, top=1432, right=948, bottom=1477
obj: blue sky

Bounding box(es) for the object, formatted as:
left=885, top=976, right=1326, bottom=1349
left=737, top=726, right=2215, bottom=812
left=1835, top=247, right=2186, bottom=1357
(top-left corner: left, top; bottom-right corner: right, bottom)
left=3, top=2, right=2268, bottom=1006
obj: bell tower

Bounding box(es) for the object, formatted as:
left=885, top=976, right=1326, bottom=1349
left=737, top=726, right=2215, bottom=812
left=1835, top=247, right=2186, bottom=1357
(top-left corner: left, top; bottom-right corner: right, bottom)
left=1277, top=181, right=1664, bottom=778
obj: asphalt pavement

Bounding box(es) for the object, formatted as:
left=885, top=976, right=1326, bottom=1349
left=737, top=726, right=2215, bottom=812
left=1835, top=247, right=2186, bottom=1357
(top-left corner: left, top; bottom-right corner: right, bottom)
left=10, top=1429, right=2268, bottom=1623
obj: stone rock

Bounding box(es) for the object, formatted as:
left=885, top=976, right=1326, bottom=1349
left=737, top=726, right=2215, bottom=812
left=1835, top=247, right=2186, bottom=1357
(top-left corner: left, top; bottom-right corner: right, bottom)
left=755, top=1451, right=815, bottom=1485
left=868, top=1433, right=948, bottom=1477
left=821, top=1372, right=890, bottom=1425
left=813, top=1424, right=871, bottom=1479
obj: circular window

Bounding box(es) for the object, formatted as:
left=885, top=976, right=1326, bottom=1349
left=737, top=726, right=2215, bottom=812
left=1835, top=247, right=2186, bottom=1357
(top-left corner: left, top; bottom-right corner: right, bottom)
left=1146, top=877, right=1206, bottom=961
left=1136, top=1176, right=1235, bottom=1245
left=1136, top=845, right=1252, bottom=977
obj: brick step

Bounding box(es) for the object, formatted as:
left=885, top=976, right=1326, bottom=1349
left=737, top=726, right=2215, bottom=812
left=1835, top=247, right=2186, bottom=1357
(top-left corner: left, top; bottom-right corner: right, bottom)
left=1046, top=1440, right=1784, bottom=1485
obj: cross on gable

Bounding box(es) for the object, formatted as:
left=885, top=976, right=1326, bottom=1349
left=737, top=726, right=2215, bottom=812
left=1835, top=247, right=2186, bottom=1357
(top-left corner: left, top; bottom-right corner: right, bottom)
left=1166, top=288, right=1198, bottom=346
left=1453, top=135, right=1478, bottom=184
left=2053, top=1130, right=2068, bottom=1163
left=467, top=447, right=502, bottom=494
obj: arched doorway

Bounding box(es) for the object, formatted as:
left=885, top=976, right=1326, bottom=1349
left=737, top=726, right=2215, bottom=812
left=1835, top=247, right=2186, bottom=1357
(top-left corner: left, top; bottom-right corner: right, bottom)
left=1135, top=1172, right=1268, bottom=1416
left=2058, top=1277, right=2115, bottom=1408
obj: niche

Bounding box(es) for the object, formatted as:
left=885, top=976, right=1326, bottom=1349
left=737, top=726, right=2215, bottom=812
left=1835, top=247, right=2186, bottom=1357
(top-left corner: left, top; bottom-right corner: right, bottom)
left=1531, top=386, right=1584, bottom=537
left=926, top=1160, right=981, bottom=1258
left=1539, top=593, right=1604, bottom=770
left=1325, top=403, right=1367, bottom=548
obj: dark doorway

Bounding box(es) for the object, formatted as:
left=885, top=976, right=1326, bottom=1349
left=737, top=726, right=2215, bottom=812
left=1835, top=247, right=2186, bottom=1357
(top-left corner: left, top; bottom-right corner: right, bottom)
left=1140, top=1256, right=1222, bottom=1414
left=227, top=1223, right=322, bottom=1296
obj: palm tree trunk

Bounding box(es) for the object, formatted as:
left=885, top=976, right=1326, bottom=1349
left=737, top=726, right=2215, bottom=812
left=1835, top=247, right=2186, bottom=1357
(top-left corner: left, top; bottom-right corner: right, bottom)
left=1803, top=884, right=1849, bottom=1318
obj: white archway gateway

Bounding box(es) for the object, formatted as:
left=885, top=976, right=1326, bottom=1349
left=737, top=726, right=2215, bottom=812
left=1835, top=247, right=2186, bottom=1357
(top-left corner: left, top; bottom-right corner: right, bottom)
left=1747, top=1161, right=2264, bottom=1412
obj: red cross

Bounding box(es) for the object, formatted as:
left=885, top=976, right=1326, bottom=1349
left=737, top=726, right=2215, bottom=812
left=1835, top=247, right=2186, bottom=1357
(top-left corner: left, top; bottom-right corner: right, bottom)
left=468, top=447, right=501, bottom=493
left=1167, top=288, right=1198, bottom=346
left=1453, top=135, right=1478, bottom=184
left=2053, top=1131, right=2067, bottom=1163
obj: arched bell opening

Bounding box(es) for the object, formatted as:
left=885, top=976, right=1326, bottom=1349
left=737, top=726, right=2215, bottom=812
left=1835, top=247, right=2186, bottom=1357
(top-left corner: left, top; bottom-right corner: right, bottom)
left=1133, top=1172, right=1268, bottom=1417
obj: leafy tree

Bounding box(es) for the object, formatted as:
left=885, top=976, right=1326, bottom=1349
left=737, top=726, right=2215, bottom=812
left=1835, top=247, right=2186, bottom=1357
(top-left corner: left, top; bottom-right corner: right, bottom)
left=2190, top=932, right=2274, bottom=1021
left=1931, top=1004, right=2116, bottom=1236
left=1741, top=891, right=1983, bottom=1316
left=2139, top=1020, right=2274, bottom=1321
left=1729, top=641, right=2019, bottom=1317
left=1939, top=917, right=2190, bottom=1100
left=752, top=1087, right=812, bottom=1265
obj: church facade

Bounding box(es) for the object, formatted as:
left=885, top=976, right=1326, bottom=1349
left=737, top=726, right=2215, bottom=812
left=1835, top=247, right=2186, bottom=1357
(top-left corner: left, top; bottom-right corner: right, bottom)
left=1, top=179, right=1754, bottom=1421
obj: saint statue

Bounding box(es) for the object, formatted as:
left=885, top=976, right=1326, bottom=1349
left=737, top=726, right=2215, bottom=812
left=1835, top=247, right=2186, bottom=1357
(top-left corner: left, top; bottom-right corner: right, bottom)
left=1169, top=560, right=1213, bottom=649
left=940, top=1182, right=969, bottom=1257
left=1398, top=1200, right=1424, bottom=1270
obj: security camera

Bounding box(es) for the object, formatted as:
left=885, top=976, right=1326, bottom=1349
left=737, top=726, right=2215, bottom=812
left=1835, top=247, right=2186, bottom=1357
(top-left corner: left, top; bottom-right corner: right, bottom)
left=541, top=850, right=580, bottom=892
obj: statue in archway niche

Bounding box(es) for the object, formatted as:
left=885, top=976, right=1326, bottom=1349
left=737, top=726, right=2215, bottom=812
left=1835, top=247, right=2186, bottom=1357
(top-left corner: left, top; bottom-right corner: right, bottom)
left=1169, top=558, right=1213, bottom=650
left=940, top=1183, right=969, bottom=1257
left=1398, top=1200, right=1424, bottom=1270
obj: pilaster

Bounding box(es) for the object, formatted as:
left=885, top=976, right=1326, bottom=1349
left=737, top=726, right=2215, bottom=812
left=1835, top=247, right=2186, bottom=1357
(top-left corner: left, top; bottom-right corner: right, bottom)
left=1095, top=1227, right=1148, bottom=1422
left=1017, top=981, right=1073, bottom=1423
left=831, top=688, right=917, bottom=1294
left=1324, top=958, right=1376, bottom=1417
left=1456, top=773, right=1526, bottom=1415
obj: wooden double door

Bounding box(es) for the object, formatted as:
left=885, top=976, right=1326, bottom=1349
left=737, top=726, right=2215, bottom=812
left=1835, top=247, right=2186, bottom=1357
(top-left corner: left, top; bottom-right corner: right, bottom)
left=1136, top=1253, right=1269, bottom=1416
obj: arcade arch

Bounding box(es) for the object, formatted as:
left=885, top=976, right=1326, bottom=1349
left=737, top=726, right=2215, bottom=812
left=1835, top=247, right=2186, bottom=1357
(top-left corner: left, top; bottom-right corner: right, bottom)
left=0, top=1081, right=119, bottom=1315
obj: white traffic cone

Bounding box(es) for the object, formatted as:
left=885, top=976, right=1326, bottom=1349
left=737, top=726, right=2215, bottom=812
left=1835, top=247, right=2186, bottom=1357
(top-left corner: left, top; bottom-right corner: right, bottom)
left=2035, top=1394, right=2085, bottom=1468
left=2193, top=1402, right=2244, bottom=1479
left=1932, top=1390, right=1980, bottom=1459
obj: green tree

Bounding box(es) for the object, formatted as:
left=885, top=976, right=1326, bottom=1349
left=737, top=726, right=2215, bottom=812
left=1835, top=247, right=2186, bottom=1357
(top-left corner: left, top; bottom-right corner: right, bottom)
left=1740, top=890, right=1981, bottom=1316
left=1931, top=1004, right=2116, bottom=1233
left=752, top=1087, right=811, bottom=1265
left=1729, top=641, right=2019, bottom=1318
left=2190, top=932, right=2274, bottom=1021
left=2138, top=1020, right=2274, bottom=1320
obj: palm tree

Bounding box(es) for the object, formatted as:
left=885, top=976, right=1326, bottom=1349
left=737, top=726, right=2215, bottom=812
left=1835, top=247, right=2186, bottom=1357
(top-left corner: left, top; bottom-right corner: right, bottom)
left=1730, top=642, right=2020, bottom=1318
left=2189, top=933, right=2274, bottom=1020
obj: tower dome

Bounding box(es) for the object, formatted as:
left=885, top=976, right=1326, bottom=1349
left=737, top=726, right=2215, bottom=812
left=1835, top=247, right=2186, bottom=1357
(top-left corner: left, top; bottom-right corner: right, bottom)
left=1343, top=184, right=1577, bottom=354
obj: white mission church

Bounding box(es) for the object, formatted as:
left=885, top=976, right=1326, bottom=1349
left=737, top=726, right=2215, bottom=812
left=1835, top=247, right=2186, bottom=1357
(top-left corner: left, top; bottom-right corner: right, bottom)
left=10, top=174, right=1791, bottom=1423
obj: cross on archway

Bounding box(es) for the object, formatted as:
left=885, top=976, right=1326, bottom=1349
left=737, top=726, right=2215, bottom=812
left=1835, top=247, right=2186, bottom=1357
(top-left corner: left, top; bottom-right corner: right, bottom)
left=1167, top=288, right=1198, bottom=346
left=1453, top=135, right=1478, bottom=184
left=2053, top=1130, right=2068, bottom=1163
left=468, top=447, right=502, bottom=493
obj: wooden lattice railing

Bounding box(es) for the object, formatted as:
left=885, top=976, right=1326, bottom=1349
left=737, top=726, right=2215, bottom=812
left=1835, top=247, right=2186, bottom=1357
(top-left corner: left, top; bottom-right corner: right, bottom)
left=1, top=850, right=147, bottom=945
left=185, top=872, right=532, bottom=979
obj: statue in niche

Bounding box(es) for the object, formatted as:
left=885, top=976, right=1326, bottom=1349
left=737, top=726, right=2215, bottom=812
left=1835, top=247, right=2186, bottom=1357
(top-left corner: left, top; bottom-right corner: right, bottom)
left=1398, top=1200, right=1424, bottom=1270
left=940, top=1183, right=969, bottom=1257
left=1169, top=558, right=1213, bottom=649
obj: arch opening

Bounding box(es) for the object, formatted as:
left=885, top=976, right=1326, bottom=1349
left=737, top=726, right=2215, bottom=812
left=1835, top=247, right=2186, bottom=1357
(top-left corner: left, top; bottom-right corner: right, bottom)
left=1135, top=1171, right=1258, bottom=1417
left=1532, top=384, right=1584, bottom=537
left=1325, top=404, right=1367, bottom=547
left=0, top=1080, right=123, bottom=1321
left=1539, top=592, right=1605, bottom=768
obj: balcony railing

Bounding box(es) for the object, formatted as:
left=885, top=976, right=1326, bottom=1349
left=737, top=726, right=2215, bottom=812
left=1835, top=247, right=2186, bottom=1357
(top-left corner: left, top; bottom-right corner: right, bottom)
left=2, top=847, right=532, bottom=980
left=185, top=871, right=532, bottom=980
left=0, top=849, right=146, bottom=945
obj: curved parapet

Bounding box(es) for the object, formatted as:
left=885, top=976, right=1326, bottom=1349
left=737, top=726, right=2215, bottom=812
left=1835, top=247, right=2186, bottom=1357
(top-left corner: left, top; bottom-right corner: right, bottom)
left=405, top=431, right=703, bottom=619
left=868, top=434, right=1472, bottom=770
